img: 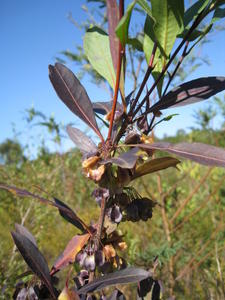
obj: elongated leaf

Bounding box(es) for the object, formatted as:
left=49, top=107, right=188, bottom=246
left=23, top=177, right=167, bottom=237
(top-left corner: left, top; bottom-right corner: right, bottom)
left=84, top=27, right=115, bottom=89
left=15, top=224, right=37, bottom=247
left=136, top=142, right=225, bottom=167
left=137, top=0, right=154, bottom=19
left=54, top=198, right=85, bottom=232
left=77, top=267, right=150, bottom=294
left=49, top=63, right=101, bottom=138
left=184, top=0, right=209, bottom=27
left=151, top=280, right=161, bottom=300
left=151, top=0, right=184, bottom=58
left=93, top=101, right=123, bottom=115
left=150, top=77, right=225, bottom=112
left=51, top=233, right=90, bottom=274
left=66, top=126, right=98, bottom=155
left=143, top=15, right=164, bottom=96
left=132, top=157, right=180, bottom=180
left=211, top=7, right=225, bottom=23
left=107, top=0, right=119, bottom=72
left=102, top=148, right=140, bottom=169
left=11, top=231, right=56, bottom=299
left=115, top=1, right=136, bottom=46
left=0, top=185, right=88, bottom=232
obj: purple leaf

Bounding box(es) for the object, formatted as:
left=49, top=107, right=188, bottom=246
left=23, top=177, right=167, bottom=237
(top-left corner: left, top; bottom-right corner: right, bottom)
left=11, top=231, right=57, bottom=299
left=66, top=126, right=98, bottom=155
left=54, top=198, right=85, bottom=232
left=150, top=77, right=225, bottom=112
left=49, top=63, right=103, bottom=139
left=15, top=224, right=37, bottom=247
left=77, top=267, right=150, bottom=294
left=102, top=148, right=140, bottom=169
left=137, top=142, right=225, bottom=167
left=93, top=101, right=123, bottom=115
left=0, top=184, right=87, bottom=231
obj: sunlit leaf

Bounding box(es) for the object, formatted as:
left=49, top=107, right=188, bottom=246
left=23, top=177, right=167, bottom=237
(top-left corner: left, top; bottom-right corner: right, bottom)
left=49, top=63, right=102, bottom=139
left=11, top=231, right=57, bottom=299
left=66, top=126, right=98, bottom=155
left=84, top=27, right=115, bottom=89
left=51, top=233, right=90, bottom=274
left=136, top=142, right=225, bottom=167
left=115, top=1, right=136, bottom=46
left=132, top=157, right=180, bottom=180
left=137, top=0, right=154, bottom=19
left=77, top=267, right=150, bottom=294
left=151, top=0, right=184, bottom=58
left=150, top=77, right=225, bottom=112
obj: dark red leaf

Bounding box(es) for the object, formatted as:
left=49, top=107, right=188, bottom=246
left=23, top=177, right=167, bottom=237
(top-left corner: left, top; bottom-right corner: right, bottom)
left=93, top=101, right=123, bottom=115
left=66, top=126, right=98, bottom=155
left=149, top=77, right=225, bottom=112
left=151, top=281, right=161, bottom=300
left=137, top=142, right=225, bottom=167
left=49, top=63, right=103, bottom=139
left=107, top=0, right=119, bottom=73
left=54, top=198, right=85, bottom=232
left=11, top=231, right=57, bottom=299
left=15, top=224, right=37, bottom=247
left=77, top=267, right=150, bottom=294
left=137, top=276, right=154, bottom=298
left=0, top=184, right=88, bottom=232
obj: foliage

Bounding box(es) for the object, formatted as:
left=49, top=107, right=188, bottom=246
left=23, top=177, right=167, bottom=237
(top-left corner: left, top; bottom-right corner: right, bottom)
left=1, top=0, right=225, bottom=299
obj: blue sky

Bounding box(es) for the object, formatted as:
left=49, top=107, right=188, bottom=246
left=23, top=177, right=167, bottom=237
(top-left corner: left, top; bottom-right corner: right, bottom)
left=1, top=1, right=225, bottom=154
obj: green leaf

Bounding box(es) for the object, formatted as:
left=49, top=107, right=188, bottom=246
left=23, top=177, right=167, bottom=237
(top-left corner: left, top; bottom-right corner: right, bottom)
left=132, top=157, right=180, bottom=180
left=152, top=114, right=179, bottom=129
left=143, top=16, right=165, bottom=96
left=184, top=0, right=209, bottom=27
left=186, top=24, right=213, bottom=54
left=115, top=1, right=136, bottom=46
left=84, top=27, right=115, bottom=89
left=211, top=7, right=225, bottom=23
left=151, top=0, right=184, bottom=58
left=137, top=0, right=154, bottom=20
left=127, top=36, right=143, bottom=52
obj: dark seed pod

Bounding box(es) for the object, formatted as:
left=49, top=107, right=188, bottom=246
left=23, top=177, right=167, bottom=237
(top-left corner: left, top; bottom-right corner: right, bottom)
left=115, top=193, right=130, bottom=208
left=126, top=202, right=140, bottom=222
left=109, top=205, right=123, bottom=223
left=95, top=250, right=105, bottom=267
left=84, top=254, right=96, bottom=271
left=125, top=132, right=141, bottom=144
